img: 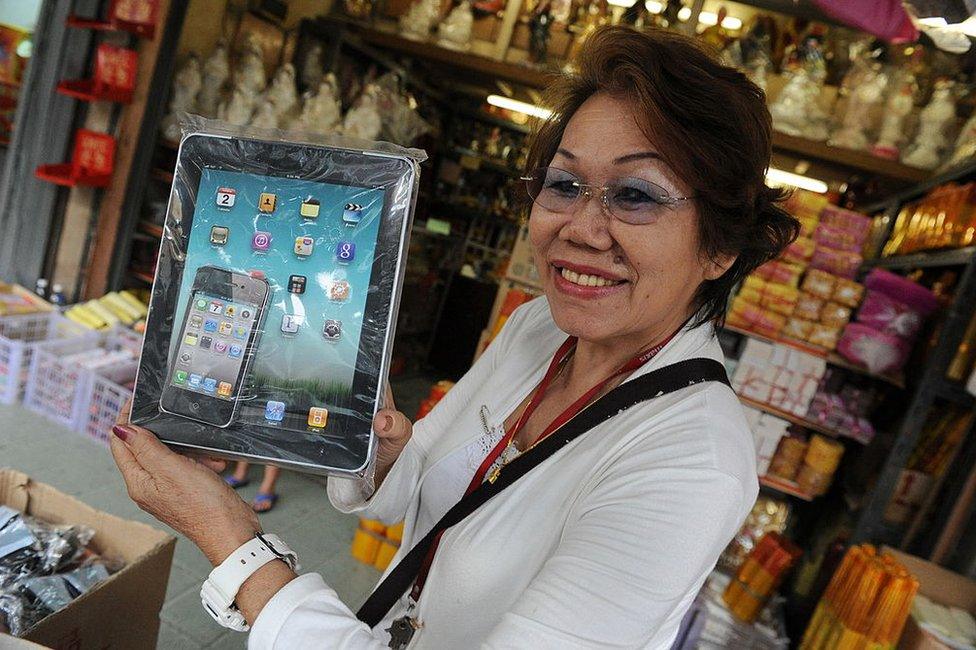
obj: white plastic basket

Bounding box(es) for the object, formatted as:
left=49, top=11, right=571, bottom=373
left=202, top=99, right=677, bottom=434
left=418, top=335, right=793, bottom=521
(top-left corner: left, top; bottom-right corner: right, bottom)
left=0, top=312, right=89, bottom=404
left=24, top=328, right=142, bottom=436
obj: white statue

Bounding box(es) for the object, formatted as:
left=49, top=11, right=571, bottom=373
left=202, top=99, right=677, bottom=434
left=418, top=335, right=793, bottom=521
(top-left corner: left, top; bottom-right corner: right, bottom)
left=341, top=85, right=382, bottom=141
left=162, top=54, right=201, bottom=141
left=948, top=111, right=976, bottom=168
left=828, top=61, right=889, bottom=150
left=293, top=73, right=342, bottom=134
left=301, top=43, right=325, bottom=90
left=264, top=63, right=299, bottom=120
left=196, top=42, right=229, bottom=118
left=437, top=2, right=474, bottom=51
left=218, top=82, right=256, bottom=126
left=872, top=76, right=916, bottom=159
left=249, top=99, right=279, bottom=130
left=399, top=0, right=440, bottom=40
left=237, top=35, right=266, bottom=94
left=769, top=37, right=831, bottom=141
left=903, top=79, right=957, bottom=169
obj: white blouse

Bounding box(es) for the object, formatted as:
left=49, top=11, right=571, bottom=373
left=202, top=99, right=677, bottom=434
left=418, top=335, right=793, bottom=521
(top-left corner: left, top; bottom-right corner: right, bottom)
left=248, top=297, right=759, bottom=649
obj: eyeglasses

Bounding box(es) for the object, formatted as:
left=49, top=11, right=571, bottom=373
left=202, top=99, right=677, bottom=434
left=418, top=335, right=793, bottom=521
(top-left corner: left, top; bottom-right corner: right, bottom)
left=520, top=166, right=693, bottom=225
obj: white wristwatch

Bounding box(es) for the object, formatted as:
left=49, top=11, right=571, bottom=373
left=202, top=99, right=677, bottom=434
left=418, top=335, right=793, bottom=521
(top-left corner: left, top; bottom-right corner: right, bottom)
left=200, top=532, right=300, bottom=632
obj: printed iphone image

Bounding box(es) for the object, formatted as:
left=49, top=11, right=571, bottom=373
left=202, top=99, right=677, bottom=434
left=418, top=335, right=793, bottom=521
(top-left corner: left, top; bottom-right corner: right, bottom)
left=160, top=266, right=269, bottom=427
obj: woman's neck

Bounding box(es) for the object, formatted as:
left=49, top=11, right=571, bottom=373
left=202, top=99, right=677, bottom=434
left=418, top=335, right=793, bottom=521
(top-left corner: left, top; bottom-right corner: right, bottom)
left=562, top=317, right=691, bottom=391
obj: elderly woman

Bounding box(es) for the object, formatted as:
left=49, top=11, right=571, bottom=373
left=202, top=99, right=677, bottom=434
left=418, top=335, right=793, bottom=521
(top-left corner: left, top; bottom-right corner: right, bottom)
left=111, top=25, right=796, bottom=649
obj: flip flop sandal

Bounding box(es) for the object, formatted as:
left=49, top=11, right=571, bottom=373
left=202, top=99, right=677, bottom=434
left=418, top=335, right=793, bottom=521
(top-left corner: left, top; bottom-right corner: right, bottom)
left=252, top=492, right=278, bottom=513
left=224, top=476, right=250, bottom=489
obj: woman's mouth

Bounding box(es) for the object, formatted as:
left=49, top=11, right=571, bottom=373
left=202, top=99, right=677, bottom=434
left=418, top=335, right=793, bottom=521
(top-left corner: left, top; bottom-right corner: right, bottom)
left=551, top=264, right=628, bottom=298
left=557, top=267, right=624, bottom=287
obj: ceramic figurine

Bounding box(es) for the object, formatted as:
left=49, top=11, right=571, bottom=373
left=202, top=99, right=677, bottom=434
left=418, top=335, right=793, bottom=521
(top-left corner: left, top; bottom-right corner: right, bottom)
left=249, top=99, right=279, bottom=129
left=293, top=73, right=343, bottom=134
left=399, top=0, right=440, bottom=41
left=528, top=0, right=553, bottom=64
left=301, top=43, right=325, bottom=90
left=218, top=82, right=256, bottom=126
left=872, top=75, right=916, bottom=159
left=162, top=54, right=201, bottom=141
left=196, top=42, right=229, bottom=118
left=769, top=36, right=830, bottom=141
left=903, top=79, right=957, bottom=169
left=265, top=63, right=299, bottom=118
left=947, top=111, right=976, bottom=168
left=828, top=45, right=889, bottom=151
left=237, top=35, right=266, bottom=94
left=437, top=2, right=474, bottom=51
left=342, top=85, right=382, bottom=141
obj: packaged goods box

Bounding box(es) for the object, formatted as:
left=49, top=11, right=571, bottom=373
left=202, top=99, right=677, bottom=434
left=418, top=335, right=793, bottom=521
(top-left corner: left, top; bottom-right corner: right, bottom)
left=0, top=469, right=175, bottom=649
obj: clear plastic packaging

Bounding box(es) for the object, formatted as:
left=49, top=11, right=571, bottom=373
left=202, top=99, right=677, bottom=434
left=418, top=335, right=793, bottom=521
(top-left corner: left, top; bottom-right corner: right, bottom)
left=131, top=116, right=424, bottom=478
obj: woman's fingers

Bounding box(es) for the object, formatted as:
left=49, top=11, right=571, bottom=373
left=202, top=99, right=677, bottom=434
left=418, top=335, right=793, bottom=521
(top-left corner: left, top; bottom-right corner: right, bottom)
left=188, top=455, right=228, bottom=473
left=373, top=408, right=411, bottom=442
left=116, top=398, right=133, bottom=426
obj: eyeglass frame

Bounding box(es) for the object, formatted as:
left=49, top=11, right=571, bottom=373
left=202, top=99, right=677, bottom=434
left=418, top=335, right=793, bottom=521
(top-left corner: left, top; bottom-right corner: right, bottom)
left=519, top=166, right=695, bottom=223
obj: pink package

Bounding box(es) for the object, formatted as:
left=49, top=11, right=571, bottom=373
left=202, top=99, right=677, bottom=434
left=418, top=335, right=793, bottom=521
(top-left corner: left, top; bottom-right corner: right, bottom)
left=810, top=246, right=863, bottom=279
left=863, top=269, right=938, bottom=317
left=814, top=224, right=863, bottom=252
left=857, top=290, right=928, bottom=339
left=837, top=322, right=912, bottom=374
left=819, top=205, right=873, bottom=241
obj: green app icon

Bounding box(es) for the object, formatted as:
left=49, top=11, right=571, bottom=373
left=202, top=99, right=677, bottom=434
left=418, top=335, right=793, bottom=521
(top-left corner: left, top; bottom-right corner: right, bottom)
left=175, top=370, right=188, bottom=384
left=195, top=299, right=207, bottom=310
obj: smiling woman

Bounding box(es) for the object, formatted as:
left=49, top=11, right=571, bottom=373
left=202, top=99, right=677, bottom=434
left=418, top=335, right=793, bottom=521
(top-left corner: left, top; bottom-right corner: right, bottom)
left=109, top=24, right=798, bottom=650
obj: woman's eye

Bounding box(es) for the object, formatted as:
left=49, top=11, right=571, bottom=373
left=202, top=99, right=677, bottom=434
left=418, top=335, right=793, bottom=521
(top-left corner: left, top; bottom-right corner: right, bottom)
left=613, top=186, right=658, bottom=207
left=545, top=180, right=579, bottom=197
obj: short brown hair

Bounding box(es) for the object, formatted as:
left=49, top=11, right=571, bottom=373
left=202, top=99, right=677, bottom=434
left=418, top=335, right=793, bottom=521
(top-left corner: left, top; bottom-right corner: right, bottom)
left=525, top=26, right=798, bottom=325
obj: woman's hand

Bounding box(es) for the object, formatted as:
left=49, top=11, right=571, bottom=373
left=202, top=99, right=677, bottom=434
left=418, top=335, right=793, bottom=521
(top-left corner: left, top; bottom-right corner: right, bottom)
left=109, top=404, right=261, bottom=566
left=372, top=386, right=413, bottom=487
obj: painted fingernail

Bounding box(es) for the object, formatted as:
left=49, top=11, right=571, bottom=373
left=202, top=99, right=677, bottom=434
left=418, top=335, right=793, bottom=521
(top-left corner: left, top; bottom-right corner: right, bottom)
left=112, top=425, right=131, bottom=442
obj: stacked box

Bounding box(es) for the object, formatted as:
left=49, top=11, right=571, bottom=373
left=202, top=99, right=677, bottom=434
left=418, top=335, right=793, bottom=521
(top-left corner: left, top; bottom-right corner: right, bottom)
left=732, top=339, right=827, bottom=417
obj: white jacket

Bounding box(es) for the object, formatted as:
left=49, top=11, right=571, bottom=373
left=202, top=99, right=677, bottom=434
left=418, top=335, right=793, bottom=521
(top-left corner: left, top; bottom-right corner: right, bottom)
left=249, top=298, right=758, bottom=649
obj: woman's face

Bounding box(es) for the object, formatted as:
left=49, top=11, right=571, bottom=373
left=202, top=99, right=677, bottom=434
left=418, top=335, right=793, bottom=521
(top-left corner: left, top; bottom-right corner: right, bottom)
left=529, top=93, right=731, bottom=347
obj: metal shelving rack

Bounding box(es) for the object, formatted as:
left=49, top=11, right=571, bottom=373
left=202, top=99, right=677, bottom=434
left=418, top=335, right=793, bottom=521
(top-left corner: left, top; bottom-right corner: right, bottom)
left=850, top=164, right=976, bottom=549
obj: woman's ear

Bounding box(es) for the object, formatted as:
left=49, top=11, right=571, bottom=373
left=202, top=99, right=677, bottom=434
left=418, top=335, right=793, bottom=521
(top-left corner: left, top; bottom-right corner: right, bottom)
left=703, top=253, right=737, bottom=281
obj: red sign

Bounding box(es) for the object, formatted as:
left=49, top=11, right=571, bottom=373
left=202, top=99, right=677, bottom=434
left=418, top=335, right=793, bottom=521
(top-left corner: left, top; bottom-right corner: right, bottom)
left=111, top=0, right=159, bottom=38
left=35, top=129, right=116, bottom=188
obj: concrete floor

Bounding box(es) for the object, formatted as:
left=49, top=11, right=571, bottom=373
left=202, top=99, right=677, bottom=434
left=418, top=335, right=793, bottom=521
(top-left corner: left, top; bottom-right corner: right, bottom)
left=0, top=381, right=431, bottom=649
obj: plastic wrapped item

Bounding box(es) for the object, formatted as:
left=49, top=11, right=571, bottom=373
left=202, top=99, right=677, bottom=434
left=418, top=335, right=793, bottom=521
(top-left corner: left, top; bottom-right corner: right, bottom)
left=131, top=116, right=424, bottom=478
left=718, top=496, right=791, bottom=573
left=832, top=278, right=864, bottom=308
left=813, top=224, right=864, bottom=253
left=783, top=317, right=814, bottom=341
left=819, top=302, right=852, bottom=329
left=761, top=284, right=799, bottom=317
left=837, top=322, right=911, bottom=374
left=819, top=205, right=873, bottom=241
left=858, top=291, right=927, bottom=339
left=782, top=236, right=816, bottom=265
left=808, top=323, right=842, bottom=349
left=767, top=435, right=808, bottom=481
left=752, top=261, right=803, bottom=287
left=794, top=293, right=824, bottom=321
left=801, top=269, right=836, bottom=300
left=810, top=246, right=863, bottom=278
left=863, top=269, right=938, bottom=326
left=727, top=297, right=786, bottom=337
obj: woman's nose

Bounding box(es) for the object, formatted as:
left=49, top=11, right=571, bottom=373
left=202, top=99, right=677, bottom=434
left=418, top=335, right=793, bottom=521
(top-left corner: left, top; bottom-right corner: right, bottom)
left=560, top=189, right=614, bottom=249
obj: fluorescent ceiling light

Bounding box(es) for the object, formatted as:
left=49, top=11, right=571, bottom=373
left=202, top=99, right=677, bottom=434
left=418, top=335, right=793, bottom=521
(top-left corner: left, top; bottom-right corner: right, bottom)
left=918, top=16, right=948, bottom=27
left=766, top=167, right=828, bottom=194
left=486, top=95, right=552, bottom=120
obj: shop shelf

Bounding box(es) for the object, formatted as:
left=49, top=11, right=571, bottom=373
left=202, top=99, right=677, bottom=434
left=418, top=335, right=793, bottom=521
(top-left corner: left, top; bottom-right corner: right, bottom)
left=723, top=324, right=906, bottom=389
left=150, top=168, right=174, bottom=184
left=738, top=395, right=860, bottom=442
left=138, top=220, right=164, bottom=238
left=862, top=159, right=976, bottom=214
left=936, top=379, right=975, bottom=407
left=759, top=475, right=814, bottom=501
left=56, top=78, right=133, bottom=104
left=128, top=268, right=155, bottom=284
left=453, top=147, right=519, bottom=174
left=771, top=132, right=929, bottom=183
left=862, top=246, right=976, bottom=271
left=0, top=312, right=90, bottom=404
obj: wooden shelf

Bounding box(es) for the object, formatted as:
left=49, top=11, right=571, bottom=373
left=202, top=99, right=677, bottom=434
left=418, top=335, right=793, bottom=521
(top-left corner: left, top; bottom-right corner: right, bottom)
left=759, top=475, right=814, bottom=501
left=355, top=25, right=553, bottom=90
left=159, top=138, right=179, bottom=151
left=150, top=168, right=174, bottom=184
left=862, top=160, right=976, bottom=213
left=453, top=147, right=519, bottom=174
left=863, top=246, right=976, bottom=271
left=128, top=268, right=155, bottom=284
left=936, top=380, right=976, bottom=407
left=723, top=324, right=906, bottom=389
left=138, top=220, right=164, bottom=238
left=771, top=131, right=930, bottom=183
left=738, top=395, right=862, bottom=442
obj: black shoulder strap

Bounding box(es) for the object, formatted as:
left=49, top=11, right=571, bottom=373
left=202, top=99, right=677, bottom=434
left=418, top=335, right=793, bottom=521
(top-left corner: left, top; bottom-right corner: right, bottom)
left=356, top=358, right=730, bottom=627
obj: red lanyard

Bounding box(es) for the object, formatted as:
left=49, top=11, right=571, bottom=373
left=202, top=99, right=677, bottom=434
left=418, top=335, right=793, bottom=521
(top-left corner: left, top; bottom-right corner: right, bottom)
left=408, top=327, right=681, bottom=603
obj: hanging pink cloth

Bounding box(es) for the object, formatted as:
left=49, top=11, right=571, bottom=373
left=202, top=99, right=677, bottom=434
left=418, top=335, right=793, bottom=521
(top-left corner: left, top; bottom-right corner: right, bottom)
left=812, top=0, right=919, bottom=42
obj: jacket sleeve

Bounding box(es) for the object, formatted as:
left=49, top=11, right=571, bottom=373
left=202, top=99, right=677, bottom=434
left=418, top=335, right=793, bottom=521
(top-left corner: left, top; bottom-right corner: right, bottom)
left=326, top=299, right=539, bottom=523
left=480, top=464, right=752, bottom=649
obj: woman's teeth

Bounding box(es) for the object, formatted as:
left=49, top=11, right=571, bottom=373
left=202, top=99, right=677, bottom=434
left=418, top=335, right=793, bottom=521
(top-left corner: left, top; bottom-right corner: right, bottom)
left=559, top=267, right=622, bottom=287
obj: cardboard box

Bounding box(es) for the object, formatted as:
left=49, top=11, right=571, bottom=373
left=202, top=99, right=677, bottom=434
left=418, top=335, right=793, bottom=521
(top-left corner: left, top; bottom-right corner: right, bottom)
left=0, top=469, right=175, bottom=649
left=885, top=548, right=976, bottom=650
left=505, top=225, right=542, bottom=289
